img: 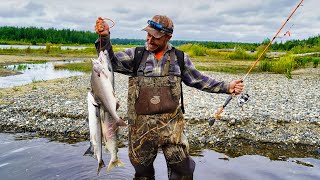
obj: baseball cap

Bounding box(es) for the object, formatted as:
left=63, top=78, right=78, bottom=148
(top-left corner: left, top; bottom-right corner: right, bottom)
left=143, top=15, right=174, bottom=38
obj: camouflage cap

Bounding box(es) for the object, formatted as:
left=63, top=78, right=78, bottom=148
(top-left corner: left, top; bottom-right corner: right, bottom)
left=143, top=15, right=174, bottom=38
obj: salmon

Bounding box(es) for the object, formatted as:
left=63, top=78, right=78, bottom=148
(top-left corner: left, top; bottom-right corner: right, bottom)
left=90, top=51, right=126, bottom=127
left=84, top=92, right=105, bottom=175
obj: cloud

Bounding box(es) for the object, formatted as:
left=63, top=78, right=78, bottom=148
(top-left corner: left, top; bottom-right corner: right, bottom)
left=0, top=1, right=45, bottom=18
left=0, top=0, right=318, bottom=43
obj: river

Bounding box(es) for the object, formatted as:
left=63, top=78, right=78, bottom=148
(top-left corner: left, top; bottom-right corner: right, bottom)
left=0, top=60, right=85, bottom=88
left=0, top=133, right=319, bottom=180
left=0, top=45, right=88, bottom=50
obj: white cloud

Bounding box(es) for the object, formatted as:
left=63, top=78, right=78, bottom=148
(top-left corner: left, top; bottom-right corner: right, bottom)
left=0, top=0, right=317, bottom=43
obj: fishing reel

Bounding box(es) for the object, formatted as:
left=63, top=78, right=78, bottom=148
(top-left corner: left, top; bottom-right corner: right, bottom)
left=237, top=93, right=250, bottom=107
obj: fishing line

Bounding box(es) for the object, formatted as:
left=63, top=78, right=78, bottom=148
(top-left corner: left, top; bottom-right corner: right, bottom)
left=97, top=17, right=115, bottom=52
left=209, top=0, right=305, bottom=126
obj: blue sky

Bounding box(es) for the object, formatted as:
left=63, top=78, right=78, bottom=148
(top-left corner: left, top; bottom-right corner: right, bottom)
left=0, top=0, right=318, bottom=43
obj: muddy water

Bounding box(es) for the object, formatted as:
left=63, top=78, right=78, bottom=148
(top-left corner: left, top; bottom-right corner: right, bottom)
left=0, top=133, right=319, bottom=180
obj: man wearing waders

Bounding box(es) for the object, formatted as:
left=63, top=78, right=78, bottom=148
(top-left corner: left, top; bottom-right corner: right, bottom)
left=95, top=15, right=244, bottom=180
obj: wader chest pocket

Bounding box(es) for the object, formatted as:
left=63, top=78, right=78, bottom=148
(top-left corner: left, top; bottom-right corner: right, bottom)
left=135, top=86, right=178, bottom=115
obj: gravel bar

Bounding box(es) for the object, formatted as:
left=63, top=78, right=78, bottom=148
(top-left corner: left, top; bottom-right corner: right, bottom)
left=0, top=69, right=319, bottom=149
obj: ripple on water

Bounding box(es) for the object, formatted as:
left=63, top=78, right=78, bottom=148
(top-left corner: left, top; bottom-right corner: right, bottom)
left=0, top=133, right=320, bottom=180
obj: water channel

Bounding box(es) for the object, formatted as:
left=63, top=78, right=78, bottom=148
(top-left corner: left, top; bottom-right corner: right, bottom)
left=0, top=60, right=85, bottom=88
left=0, top=45, right=88, bottom=50
left=0, top=60, right=319, bottom=179
left=0, top=133, right=319, bottom=180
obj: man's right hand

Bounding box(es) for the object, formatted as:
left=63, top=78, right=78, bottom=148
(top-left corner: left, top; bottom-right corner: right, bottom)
left=95, top=17, right=110, bottom=36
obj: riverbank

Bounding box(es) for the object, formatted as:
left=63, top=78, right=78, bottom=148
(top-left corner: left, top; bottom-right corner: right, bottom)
left=0, top=70, right=319, bottom=157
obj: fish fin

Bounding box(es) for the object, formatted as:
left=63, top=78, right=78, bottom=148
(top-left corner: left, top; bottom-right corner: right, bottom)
left=116, top=101, right=120, bottom=110
left=97, top=160, right=106, bottom=175
left=83, top=145, right=96, bottom=159
left=106, top=160, right=125, bottom=173
left=88, top=92, right=99, bottom=106
left=116, top=118, right=127, bottom=127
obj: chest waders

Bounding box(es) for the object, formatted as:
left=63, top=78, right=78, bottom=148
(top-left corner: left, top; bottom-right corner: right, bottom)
left=128, top=48, right=195, bottom=180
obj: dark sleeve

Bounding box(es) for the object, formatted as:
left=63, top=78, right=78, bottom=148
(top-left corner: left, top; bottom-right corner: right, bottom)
left=95, top=34, right=135, bottom=75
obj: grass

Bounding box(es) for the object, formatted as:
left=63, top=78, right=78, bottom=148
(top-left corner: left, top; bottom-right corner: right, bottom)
left=17, top=64, right=28, bottom=70
left=1, top=44, right=318, bottom=77
left=54, top=61, right=92, bottom=73
left=257, top=54, right=319, bottom=78
left=313, top=58, right=319, bottom=68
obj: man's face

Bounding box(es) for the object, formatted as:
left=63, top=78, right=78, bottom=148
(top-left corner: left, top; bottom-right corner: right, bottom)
left=146, top=33, right=171, bottom=53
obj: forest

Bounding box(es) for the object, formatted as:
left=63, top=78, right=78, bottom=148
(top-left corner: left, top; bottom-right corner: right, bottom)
left=0, top=26, right=319, bottom=52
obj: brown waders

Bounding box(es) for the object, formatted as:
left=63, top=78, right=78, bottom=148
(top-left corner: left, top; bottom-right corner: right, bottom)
left=127, top=50, right=195, bottom=180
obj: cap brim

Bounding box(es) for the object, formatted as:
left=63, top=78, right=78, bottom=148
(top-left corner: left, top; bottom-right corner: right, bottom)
left=142, top=26, right=165, bottom=38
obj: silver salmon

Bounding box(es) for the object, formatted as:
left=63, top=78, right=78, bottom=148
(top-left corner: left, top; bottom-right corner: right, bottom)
left=99, top=107, right=124, bottom=172
left=90, top=51, right=126, bottom=127
left=84, top=92, right=105, bottom=175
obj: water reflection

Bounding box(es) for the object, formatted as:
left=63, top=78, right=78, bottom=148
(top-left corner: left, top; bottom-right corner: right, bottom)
left=0, top=133, right=319, bottom=180
left=0, top=60, right=85, bottom=88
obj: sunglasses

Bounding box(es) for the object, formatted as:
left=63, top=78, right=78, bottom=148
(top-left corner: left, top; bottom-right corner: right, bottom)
left=147, top=20, right=173, bottom=34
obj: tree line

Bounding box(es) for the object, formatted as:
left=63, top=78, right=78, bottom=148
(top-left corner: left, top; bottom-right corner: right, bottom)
left=0, top=26, right=319, bottom=51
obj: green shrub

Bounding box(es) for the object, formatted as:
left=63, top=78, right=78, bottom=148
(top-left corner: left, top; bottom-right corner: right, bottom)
left=254, top=45, right=267, bottom=60
left=312, top=58, right=319, bottom=68
left=258, top=55, right=295, bottom=78
left=45, top=43, right=51, bottom=54
left=285, top=66, right=292, bottom=79
left=272, top=55, right=295, bottom=74
left=178, top=44, right=208, bottom=57
left=227, top=47, right=254, bottom=60
left=25, top=46, right=31, bottom=54
left=295, top=56, right=311, bottom=68
left=258, top=60, right=273, bottom=72
left=17, top=64, right=28, bottom=70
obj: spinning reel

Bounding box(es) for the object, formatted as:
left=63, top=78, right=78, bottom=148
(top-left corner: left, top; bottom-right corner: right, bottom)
left=237, top=93, right=250, bottom=107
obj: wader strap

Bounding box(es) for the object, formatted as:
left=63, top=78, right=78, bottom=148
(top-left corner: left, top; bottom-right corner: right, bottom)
left=169, top=49, right=176, bottom=83
left=162, top=56, right=171, bottom=76
left=137, top=50, right=149, bottom=76
left=172, top=48, right=185, bottom=114
left=133, top=47, right=145, bottom=77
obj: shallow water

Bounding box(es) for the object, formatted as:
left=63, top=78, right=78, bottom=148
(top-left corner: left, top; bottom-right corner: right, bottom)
left=0, top=45, right=88, bottom=50
left=0, top=133, right=319, bottom=180
left=0, top=60, right=85, bottom=88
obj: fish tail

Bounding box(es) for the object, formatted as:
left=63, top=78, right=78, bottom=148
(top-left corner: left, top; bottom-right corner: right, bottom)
left=97, top=160, right=106, bottom=175
left=106, top=159, right=125, bottom=172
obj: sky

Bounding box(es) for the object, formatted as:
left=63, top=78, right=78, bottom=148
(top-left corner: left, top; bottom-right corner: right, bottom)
left=0, top=0, right=318, bottom=43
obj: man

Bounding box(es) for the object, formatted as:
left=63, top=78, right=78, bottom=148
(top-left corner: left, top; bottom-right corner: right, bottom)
left=95, top=15, right=244, bottom=180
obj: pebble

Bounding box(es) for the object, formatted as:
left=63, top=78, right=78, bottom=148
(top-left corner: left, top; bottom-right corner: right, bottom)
left=0, top=69, right=319, bottom=147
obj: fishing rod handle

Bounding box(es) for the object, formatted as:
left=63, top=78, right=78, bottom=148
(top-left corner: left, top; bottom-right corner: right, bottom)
left=208, top=117, right=216, bottom=126
left=209, top=91, right=235, bottom=126
left=209, top=106, right=224, bottom=126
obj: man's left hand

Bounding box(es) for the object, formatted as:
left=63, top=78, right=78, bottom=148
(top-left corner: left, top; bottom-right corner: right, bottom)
left=229, top=79, right=244, bottom=95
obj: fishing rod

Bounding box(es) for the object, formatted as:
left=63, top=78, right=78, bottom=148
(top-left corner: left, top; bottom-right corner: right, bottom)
left=209, top=0, right=304, bottom=126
